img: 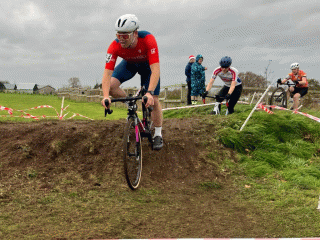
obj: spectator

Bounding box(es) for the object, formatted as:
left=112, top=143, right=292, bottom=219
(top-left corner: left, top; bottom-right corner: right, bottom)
left=185, top=55, right=195, bottom=105
left=191, top=54, right=207, bottom=104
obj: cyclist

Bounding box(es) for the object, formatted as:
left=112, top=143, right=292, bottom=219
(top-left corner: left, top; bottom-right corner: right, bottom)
left=277, top=62, right=308, bottom=110
left=101, top=14, right=163, bottom=150
left=203, top=56, right=242, bottom=114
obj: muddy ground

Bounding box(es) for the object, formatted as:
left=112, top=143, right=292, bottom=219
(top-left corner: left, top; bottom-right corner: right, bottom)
left=0, top=118, right=281, bottom=238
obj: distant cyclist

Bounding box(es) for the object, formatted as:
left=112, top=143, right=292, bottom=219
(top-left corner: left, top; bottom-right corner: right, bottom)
left=277, top=62, right=308, bottom=110
left=101, top=14, right=163, bottom=150
left=203, top=56, right=242, bottom=114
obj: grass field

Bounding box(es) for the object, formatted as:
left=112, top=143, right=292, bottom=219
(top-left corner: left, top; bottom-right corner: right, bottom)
left=1, top=92, right=320, bottom=238
left=0, top=92, right=128, bottom=121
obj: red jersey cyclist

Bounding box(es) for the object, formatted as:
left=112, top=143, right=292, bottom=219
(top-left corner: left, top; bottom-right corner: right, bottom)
left=101, top=14, right=163, bottom=150
left=277, top=62, right=308, bottom=110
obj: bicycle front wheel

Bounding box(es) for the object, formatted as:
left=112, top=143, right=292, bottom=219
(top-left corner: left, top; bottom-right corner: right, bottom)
left=269, top=87, right=287, bottom=108
left=123, top=117, right=142, bottom=190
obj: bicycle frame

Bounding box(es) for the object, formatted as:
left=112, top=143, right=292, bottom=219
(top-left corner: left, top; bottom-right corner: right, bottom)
left=202, top=95, right=229, bottom=115
left=105, top=87, right=152, bottom=142
left=104, top=86, right=153, bottom=190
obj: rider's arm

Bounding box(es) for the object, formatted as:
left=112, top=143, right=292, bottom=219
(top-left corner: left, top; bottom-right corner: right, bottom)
left=206, top=77, right=215, bottom=91
left=144, top=62, right=160, bottom=107
left=102, top=69, right=113, bottom=98
left=101, top=69, right=113, bottom=108
left=148, top=62, right=160, bottom=92
left=299, top=76, right=307, bottom=86
left=228, top=80, right=236, bottom=94
left=281, top=78, right=288, bottom=84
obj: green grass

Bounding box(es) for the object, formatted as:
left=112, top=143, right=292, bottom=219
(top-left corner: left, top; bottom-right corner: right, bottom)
left=0, top=92, right=128, bottom=121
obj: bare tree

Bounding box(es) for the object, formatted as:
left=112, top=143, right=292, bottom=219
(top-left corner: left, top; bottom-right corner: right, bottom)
left=239, top=71, right=267, bottom=88
left=68, top=77, right=81, bottom=88
left=308, top=79, right=320, bottom=90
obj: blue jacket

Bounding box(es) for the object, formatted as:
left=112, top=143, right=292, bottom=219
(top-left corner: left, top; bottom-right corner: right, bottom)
left=185, top=62, right=193, bottom=83
left=191, top=54, right=206, bottom=96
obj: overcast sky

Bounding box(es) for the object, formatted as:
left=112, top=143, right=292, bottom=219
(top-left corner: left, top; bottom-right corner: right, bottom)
left=1, top=0, right=319, bottom=89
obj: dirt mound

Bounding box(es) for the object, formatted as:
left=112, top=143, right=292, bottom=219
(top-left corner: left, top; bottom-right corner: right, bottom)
left=0, top=118, right=233, bottom=190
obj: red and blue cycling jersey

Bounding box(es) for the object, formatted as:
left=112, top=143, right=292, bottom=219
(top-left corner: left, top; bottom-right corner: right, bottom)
left=105, top=31, right=159, bottom=70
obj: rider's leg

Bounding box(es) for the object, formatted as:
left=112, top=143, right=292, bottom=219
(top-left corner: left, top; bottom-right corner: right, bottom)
left=292, top=93, right=301, bottom=109
left=109, top=77, right=127, bottom=98
left=152, top=96, right=163, bottom=131
left=111, top=59, right=137, bottom=97
left=216, top=86, right=228, bottom=113
left=227, top=85, right=242, bottom=114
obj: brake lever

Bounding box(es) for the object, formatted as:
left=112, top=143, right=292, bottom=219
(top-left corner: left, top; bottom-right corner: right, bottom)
left=104, top=99, right=113, bottom=116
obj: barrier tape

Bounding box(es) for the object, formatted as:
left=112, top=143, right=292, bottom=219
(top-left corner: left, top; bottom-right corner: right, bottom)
left=0, top=105, right=13, bottom=115
left=162, top=101, right=249, bottom=111
left=0, top=100, right=93, bottom=121
left=67, top=113, right=94, bottom=120
left=261, top=105, right=320, bottom=123
left=257, top=103, right=274, bottom=114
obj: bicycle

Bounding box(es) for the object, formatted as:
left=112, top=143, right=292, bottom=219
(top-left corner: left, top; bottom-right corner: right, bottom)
left=104, top=87, right=153, bottom=190
left=202, top=95, right=230, bottom=115
left=269, top=81, right=296, bottom=108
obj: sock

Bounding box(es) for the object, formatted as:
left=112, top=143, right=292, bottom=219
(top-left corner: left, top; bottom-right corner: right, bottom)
left=154, top=127, right=162, bottom=137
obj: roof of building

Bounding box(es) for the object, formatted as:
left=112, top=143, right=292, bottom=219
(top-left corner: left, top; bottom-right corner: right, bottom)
left=3, top=83, right=16, bottom=90
left=38, top=85, right=56, bottom=90
left=16, top=83, right=36, bottom=90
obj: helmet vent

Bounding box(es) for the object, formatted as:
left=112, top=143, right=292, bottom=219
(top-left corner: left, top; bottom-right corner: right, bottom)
left=121, top=19, right=127, bottom=27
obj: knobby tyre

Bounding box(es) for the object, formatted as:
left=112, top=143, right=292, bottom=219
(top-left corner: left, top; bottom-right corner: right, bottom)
left=269, top=87, right=287, bottom=108
left=144, top=106, right=153, bottom=143
left=123, top=117, right=142, bottom=190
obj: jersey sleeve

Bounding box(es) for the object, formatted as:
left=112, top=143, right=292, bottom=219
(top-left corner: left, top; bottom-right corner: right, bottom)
left=145, top=34, right=159, bottom=65
left=285, top=73, right=292, bottom=80
left=212, top=67, right=221, bottom=79
left=104, top=40, right=118, bottom=70
left=229, top=67, right=238, bottom=81
left=300, top=70, right=307, bottom=77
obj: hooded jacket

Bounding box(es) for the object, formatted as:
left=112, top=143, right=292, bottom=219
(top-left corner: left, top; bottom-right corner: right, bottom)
left=191, top=54, right=206, bottom=96
left=185, top=61, right=194, bottom=83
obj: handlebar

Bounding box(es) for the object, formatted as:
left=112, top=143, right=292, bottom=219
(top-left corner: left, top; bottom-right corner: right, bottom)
left=202, top=95, right=229, bottom=104
left=104, top=95, right=151, bottom=116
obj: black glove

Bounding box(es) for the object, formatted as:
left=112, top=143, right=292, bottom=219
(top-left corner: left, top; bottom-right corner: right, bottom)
left=225, top=93, right=231, bottom=100
left=277, top=78, right=282, bottom=84
left=202, top=91, right=208, bottom=98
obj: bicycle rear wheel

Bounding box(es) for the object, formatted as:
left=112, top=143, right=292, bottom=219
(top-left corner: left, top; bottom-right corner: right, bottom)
left=123, top=117, right=142, bottom=190
left=269, top=87, right=287, bottom=108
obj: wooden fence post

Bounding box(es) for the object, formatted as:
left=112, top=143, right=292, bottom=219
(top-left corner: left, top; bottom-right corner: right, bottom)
left=181, top=84, right=186, bottom=103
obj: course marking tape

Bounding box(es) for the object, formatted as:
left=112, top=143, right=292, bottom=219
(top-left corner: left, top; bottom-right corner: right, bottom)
left=67, top=113, right=94, bottom=120
left=257, top=103, right=274, bottom=114
left=162, top=101, right=249, bottom=112
left=266, top=105, right=320, bottom=123
left=0, top=102, right=93, bottom=121
left=0, top=105, right=13, bottom=115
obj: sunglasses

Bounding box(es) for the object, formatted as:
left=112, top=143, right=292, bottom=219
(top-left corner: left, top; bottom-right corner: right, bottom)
left=116, top=32, right=133, bottom=40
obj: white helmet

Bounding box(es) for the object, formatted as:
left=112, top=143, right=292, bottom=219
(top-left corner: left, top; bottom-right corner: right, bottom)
left=290, top=62, right=299, bottom=70
left=115, top=14, right=139, bottom=32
